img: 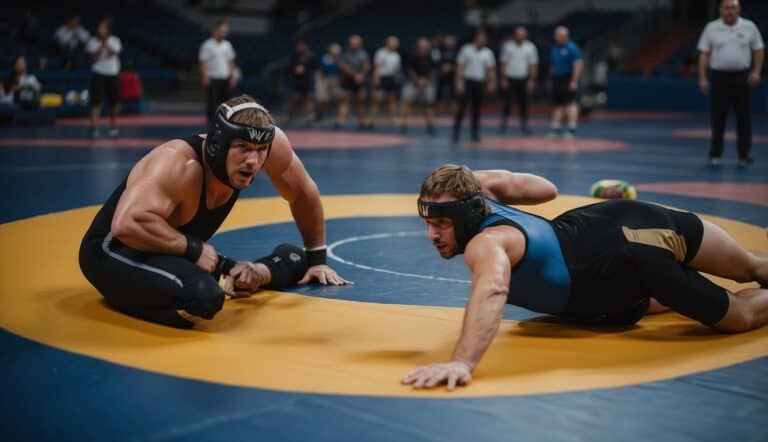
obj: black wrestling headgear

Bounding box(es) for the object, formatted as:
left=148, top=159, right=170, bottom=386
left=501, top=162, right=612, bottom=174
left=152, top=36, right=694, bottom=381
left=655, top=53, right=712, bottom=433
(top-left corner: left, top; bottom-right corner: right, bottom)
left=205, top=101, right=275, bottom=187
left=417, top=191, right=487, bottom=256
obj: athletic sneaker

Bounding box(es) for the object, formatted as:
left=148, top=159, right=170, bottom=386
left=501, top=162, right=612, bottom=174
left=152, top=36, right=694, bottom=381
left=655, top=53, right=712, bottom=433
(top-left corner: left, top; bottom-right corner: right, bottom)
left=709, top=156, right=721, bottom=166
left=89, top=127, right=100, bottom=139
left=737, top=156, right=753, bottom=167
left=547, top=129, right=561, bottom=139
left=108, top=127, right=119, bottom=139
left=562, top=131, right=574, bottom=140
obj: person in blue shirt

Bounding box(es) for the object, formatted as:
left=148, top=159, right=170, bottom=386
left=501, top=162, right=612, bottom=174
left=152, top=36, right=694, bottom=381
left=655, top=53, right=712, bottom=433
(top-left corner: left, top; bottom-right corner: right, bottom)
left=315, top=43, right=342, bottom=121
left=548, top=26, right=583, bottom=139
left=403, top=164, right=768, bottom=391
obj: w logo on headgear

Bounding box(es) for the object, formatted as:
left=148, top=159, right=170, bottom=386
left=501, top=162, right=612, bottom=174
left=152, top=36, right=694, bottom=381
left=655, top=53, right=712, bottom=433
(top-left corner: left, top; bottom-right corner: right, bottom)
left=248, top=127, right=271, bottom=143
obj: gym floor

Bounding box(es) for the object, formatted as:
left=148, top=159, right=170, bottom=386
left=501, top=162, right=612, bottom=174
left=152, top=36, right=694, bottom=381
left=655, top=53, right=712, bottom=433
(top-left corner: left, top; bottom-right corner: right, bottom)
left=1, top=109, right=766, bottom=441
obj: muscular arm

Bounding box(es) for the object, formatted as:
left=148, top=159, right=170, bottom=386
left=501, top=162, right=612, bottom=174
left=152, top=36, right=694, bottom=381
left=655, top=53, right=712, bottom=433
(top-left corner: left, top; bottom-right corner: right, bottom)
left=111, top=142, right=199, bottom=254
left=199, top=60, right=208, bottom=83
left=474, top=169, right=557, bottom=205
left=105, top=40, right=120, bottom=57
left=571, top=59, right=584, bottom=83
left=339, top=59, right=353, bottom=77
left=752, top=49, right=764, bottom=77
left=529, top=63, right=539, bottom=82
left=265, top=128, right=325, bottom=248
left=698, top=51, right=710, bottom=82
left=451, top=235, right=512, bottom=370
left=455, top=61, right=464, bottom=84
left=486, top=65, right=496, bottom=90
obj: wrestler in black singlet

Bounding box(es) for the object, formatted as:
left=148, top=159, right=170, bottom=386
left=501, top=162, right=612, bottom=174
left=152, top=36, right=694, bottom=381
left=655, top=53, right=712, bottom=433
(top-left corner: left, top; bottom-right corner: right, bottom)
left=79, top=135, right=238, bottom=328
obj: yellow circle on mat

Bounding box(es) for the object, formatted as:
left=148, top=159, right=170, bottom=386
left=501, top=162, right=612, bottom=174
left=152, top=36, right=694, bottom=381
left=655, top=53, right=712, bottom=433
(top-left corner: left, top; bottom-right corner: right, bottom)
left=1, top=195, right=766, bottom=398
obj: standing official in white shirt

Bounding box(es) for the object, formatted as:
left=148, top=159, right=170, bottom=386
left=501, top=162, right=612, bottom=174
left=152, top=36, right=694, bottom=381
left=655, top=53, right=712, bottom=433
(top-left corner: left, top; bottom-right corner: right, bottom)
left=367, top=36, right=401, bottom=128
left=500, top=26, right=538, bottom=135
left=452, top=31, right=496, bottom=143
left=199, top=21, right=239, bottom=123
left=698, top=0, right=764, bottom=166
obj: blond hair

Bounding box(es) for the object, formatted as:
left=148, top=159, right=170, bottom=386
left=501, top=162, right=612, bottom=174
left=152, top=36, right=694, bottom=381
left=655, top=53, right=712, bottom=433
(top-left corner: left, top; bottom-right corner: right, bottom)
left=216, top=94, right=275, bottom=127
left=419, top=164, right=482, bottom=199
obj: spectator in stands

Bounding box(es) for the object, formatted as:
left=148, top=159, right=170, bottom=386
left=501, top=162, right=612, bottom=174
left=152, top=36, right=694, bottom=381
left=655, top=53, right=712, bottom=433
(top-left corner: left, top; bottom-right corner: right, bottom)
left=606, top=41, right=624, bottom=72
left=3, top=56, right=42, bottom=109
left=335, top=34, right=370, bottom=129
left=285, top=40, right=319, bottom=124
left=430, top=34, right=444, bottom=68
left=199, top=21, right=239, bottom=124
left=547, top=26, right=583, bottom=139
left=697, top=0, right=764, bottom=167
left=87, top=18, right=122, bottom=139
left=499, top=26, right=538, bottom=135
left=366, top=35, right=401, bottom=129
left=400, top=37, right=437, bottom=135
left=15, top=10, right=42, bottom=46
left=452, top=30, right=496, bottom=143
left=315, top=43, right=342, bottom=121
left=436, top=34, right=458, bottom=117
left=54, top=16, right=90, bottom=70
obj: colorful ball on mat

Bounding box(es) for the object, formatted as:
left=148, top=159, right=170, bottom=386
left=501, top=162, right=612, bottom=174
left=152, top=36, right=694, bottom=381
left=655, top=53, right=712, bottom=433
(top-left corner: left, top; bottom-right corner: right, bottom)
left=589, top=179, right=637, bottom=200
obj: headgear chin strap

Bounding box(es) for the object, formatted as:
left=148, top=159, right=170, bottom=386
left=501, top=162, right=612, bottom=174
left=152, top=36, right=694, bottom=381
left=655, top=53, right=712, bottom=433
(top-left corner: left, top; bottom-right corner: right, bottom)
left=205, top=102, right=275, bottom=187
left=417, top=192, right=487, bottom=256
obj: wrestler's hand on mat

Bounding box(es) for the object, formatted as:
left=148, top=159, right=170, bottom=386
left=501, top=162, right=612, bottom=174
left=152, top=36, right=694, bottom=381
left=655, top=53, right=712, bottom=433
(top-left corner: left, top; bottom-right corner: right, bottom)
left=223, top=262, right=270, bottom=298
left=196, top=243, right=219, bottom=273
left=402, top=361, right=472, bottom=391
left=298, top=265, right=353, bottom=286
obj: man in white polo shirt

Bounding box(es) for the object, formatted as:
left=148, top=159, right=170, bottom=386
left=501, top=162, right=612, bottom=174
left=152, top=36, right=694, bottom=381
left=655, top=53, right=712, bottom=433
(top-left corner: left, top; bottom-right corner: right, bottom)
left=367, top=35, right=401, bottom=129
left=87, top=18, right=121, bottom=139
left=698, top=0, right=764, bottom=166
left=500, top=26, right=538, bottom=135
left=199, top=21, right=239, bottom=124
left=452, top=31, right=496, bottom=143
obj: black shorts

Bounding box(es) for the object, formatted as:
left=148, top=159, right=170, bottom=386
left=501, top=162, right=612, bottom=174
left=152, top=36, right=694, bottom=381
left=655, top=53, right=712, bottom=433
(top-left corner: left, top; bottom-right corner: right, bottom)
left=341, top=74, right=363, bottom=93
left=377, top=76, right=397, bottom=92
left=552, top=200, right=729, bottom=326
left=552, top=75, right=576, bottom=105
left=90, top=73, right=119, bottom=106
left=293, top=78, right=311, bottom=96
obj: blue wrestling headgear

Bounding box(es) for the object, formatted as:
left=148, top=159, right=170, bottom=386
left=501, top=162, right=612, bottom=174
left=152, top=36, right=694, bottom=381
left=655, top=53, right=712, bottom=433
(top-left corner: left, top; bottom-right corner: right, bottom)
left=417, top=191, right=488, bottom=256
left=206, top=101, right=275, bottom=187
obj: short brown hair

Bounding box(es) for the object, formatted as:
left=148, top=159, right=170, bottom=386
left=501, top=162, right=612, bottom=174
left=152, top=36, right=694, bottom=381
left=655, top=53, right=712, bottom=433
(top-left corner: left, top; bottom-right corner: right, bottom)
left=419, top=164, right=481, bottom=200
left=217, top=94, right=275, bottom=127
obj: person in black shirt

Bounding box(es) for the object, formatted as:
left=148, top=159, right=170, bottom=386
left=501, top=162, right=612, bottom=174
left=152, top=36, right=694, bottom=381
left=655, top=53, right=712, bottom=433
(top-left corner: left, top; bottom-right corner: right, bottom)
left=400, top=37, right=437, bottom=135
left=436, top=34, right=458, bottom=116
left=285, top=40, right=319, bottom=123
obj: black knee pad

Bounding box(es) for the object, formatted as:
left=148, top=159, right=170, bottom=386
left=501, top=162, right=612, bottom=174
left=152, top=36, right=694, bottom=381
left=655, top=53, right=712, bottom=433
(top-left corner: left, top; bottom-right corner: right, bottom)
left=184, top=277, right=225, bottom=319
left=255, top=243, right=308, bottom=290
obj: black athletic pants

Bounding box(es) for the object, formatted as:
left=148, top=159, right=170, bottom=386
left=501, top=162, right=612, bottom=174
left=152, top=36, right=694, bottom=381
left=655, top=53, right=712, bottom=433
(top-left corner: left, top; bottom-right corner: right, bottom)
left=710, top=69, right=751, bottom=160
left=206, top=79, right=230, bottom=124
left=453, top=79, right=485, bottom=140
left=79, top=233, right=224, bottom=329
left=501, top=77, right=529, bottom=128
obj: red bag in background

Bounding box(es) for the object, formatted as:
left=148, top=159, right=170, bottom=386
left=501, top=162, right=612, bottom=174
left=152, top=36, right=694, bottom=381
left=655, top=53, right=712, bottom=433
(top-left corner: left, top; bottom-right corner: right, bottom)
left=119, top=70, right=143, bottom=101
